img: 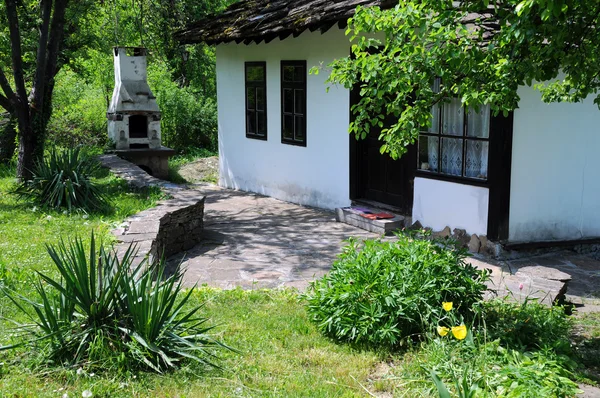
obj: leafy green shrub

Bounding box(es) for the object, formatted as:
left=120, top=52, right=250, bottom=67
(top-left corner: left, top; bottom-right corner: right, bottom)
left=14, top=147, right=108, bottom=212
left=426, top=340, right=581, bottom=398
left=479, top=298, right=572, bottom=353
left=304, top=233, right=490, bottom=347
left=149, top=62, right=218, bottom=151
left=0, top=233, right=223, bottom=372
left=47, top=69, right=108, bottom=148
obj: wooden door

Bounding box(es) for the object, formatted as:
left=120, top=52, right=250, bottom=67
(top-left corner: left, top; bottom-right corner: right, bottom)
left=349, top=87, right=416, bottom=214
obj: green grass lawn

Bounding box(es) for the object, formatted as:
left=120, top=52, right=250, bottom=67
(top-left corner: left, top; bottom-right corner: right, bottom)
left=1, top=165, right=599, bottom=397
left=0, top=288, right=381, bottom=398
left=0, top=167, right=381, bottom=398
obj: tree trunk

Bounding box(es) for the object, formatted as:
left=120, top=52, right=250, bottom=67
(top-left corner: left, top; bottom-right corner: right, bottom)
left=0, top=113, right=17, bottom=163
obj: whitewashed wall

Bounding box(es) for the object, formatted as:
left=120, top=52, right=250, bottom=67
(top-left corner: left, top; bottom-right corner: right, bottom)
left=510, top=86, right=600, bottom=241
left=412, top=177, right=489, bottom=236
left=216, top=29, right=351, bottom=209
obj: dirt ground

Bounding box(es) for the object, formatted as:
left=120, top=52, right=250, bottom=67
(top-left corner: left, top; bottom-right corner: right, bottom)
left=177, top=156, right=218, bottom=184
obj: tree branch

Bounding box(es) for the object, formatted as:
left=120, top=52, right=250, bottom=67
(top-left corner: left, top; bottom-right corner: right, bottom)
left=0, top=93, right=12, bottom=111
left=44, top=0, right=69, bottom=93
left=31, top=0, right=53, bottom=109
left=0, top=68, right=15, bottom=101
left=4, top=0, right=29, bottom=109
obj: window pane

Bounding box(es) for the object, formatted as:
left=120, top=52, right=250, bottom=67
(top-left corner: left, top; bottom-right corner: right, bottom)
left=283, top=88, right=293, bottom=113
left=465, top=140, right=488, bottom=179
left=467, top=105, right=490, bottom=138
left=247, top=87, right=256, bottom=110
left=246, top=65, right=264, bottom=82
left=256, top=87, right=265, bottom=111
left=418, top=136, right=439, bottom=172
left=247, top=110, right=256, bottom=134
left=442, top=98, right=464, bottom=136
left=428, top=104, right=440, bottom=133
left=441, top=137, right=463, bottom=176
left=257, top=112, right=266, bottom=136
left=294, top=89, right=305, bottom=115
left=294, top=116, right=305, bottom=142
left=293, top=66, right=305, bottom=82
left=283, top=66, right=295, bottom=82
left=283, top=115, right=294, bottom=140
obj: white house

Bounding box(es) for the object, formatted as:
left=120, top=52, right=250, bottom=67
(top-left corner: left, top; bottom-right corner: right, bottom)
left=176, top=0, right=600, bottom=246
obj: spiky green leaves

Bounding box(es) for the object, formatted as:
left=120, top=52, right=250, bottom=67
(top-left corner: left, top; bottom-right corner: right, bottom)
left=14, top=147, right=108, bottom=212
left=0, top=233, right=224, bottom=372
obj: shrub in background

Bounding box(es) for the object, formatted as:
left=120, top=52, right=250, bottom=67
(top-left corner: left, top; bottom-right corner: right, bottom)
left=14, top=147, right=108, bottom=212
left=304, top=232, right=490, bottom=347
left=149, top=62, right=218, bottom=151
left=479, top=298, right=573, bottom=353
left=47, top=69, right=108, bottom=148
left=0, top=234, right=223, bottom=372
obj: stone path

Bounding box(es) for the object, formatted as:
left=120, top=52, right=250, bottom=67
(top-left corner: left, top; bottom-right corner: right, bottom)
left=99, top=154, right=600, bottom=311
left=171, top=184, right=600, bottom=312
left=168, top=184, right=375, bottom=289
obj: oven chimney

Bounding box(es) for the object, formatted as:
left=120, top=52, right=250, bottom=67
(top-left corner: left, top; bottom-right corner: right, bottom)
left=106, top=47, right=174, bottom=179
left=107, top=47, right=161, bottom=150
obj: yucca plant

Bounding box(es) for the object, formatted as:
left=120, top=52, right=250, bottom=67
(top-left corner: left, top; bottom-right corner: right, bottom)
left=119, top=260, right=222, bottom=372
left=0, top=233, right=224, bottom=372
left=13, top=147, right=108, bottom=212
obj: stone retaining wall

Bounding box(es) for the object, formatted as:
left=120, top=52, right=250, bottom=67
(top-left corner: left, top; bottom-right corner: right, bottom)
left=99, top=154, right=205, bottom=264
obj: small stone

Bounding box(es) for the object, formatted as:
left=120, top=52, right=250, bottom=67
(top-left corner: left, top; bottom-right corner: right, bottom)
left=479, top=235, right=488, bottom=251
left=408, top=220, right=423, bottom=230
left=452, top=228, right=470, bottom=246
left=468, top=234, right=481, bottom=253
left=433, top=226, right=452, bottom=238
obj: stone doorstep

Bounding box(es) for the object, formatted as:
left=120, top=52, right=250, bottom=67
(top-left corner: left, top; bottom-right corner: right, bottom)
left=335, top=207, right=405, bottom=234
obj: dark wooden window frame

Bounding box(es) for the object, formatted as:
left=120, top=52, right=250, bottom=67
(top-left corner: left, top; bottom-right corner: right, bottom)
left=281, top=60, right=307, bottom=147
left=417, top=101, right=491, bottom=187
left=245, top=62, right=267, bottom=140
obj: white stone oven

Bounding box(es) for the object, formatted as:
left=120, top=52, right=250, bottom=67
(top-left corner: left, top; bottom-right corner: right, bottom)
left=107, top=47, right=173, bottom=179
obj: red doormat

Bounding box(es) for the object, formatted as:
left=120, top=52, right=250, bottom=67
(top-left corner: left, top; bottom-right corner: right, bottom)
left=360, top=212, right=395, bottom=220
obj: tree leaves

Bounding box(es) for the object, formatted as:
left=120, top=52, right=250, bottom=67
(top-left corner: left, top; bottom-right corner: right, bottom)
left=326, top=0, right=600, bottom=157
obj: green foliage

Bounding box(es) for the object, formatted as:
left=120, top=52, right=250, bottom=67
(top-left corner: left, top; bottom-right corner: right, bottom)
left=0, top=233, right=223, bottom=372
left=14, top=148, right=108, bottom=212
left=149, top=62, right=218, bottom=151
left=324, top=1, right=600, bottom=158
left=420, top=339, right=581, bottom=398
left=304, top=232, right=490, bottom=347
left=46, top=69, right=108, bottom=148
left=480, top=298, right=573, bottom=353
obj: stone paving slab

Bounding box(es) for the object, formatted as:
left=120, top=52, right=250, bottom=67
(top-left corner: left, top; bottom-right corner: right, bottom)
left=168, top=185, right=600, bottom=312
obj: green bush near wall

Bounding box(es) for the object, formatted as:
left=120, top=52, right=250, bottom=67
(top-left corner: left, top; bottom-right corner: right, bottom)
left=304, top=232, right=490, bottom=348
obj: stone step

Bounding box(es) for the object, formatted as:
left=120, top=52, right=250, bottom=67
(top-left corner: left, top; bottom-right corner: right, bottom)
left=335, top=206, right=405, bottom=235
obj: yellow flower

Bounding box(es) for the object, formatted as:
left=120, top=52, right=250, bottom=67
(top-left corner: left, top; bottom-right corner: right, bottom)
left=442, top=302, right=453, bottom=312
left=437, top=326, right=449, bottom=337
left=452, top=325, right=467, bottom=340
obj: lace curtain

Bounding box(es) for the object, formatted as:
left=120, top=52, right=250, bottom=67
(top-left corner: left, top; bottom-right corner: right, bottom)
left=440, top=98, right=463, bottom=176
left=465, top=105, right=490, bottom=179
left=424, top=103, right=490, bottom=179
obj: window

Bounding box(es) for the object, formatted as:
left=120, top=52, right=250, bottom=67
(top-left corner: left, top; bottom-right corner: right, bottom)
left=245, top=62, right=267, bottom=140
left=281, top=60, right=307, bottom=146
left=418, top=80, right=490, bottom=181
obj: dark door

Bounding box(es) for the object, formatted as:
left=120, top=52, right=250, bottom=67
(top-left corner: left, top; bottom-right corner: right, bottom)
left=349, top=87, right=416, bottom=214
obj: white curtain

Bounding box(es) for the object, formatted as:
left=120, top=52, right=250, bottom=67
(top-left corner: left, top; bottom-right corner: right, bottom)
left=465, top=141, right=489, bottom=179
left=465, top=105, right=490, bottom=179
left=441, top=99, right=463, bottom=176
